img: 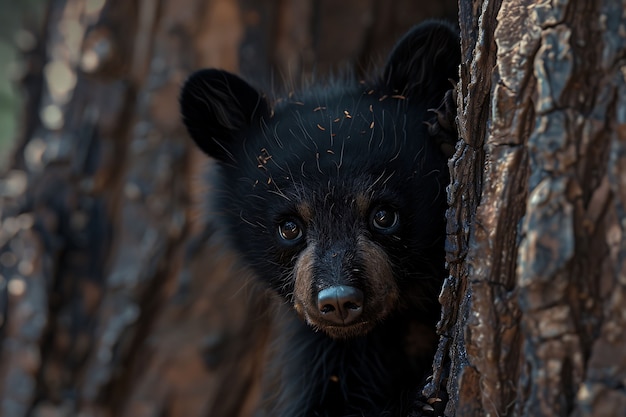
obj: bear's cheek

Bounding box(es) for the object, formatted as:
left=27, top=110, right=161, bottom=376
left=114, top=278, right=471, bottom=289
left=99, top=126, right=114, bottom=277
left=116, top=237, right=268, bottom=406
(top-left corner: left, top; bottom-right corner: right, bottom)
left=355, top=236, right=400, bottom=318
left=292, top=244, right=316, bottom=321
left=291, top=237, right=400, bottom=338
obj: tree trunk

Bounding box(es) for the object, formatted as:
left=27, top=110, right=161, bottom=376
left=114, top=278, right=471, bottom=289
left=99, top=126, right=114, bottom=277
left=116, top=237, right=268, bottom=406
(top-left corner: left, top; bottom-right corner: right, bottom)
left=432, top=0, right=626, bottom=416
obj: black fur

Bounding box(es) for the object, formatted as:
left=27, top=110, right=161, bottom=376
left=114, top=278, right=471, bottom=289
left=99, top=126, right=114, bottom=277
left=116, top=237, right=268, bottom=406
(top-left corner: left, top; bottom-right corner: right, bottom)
left=180, top=21, right=460, bottom=417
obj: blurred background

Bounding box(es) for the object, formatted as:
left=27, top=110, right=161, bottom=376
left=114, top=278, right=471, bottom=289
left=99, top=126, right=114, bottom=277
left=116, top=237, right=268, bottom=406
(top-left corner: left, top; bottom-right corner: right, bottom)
left=0, top=0, right=45, bottom=167
left=0, top=1, right=456, bottom=416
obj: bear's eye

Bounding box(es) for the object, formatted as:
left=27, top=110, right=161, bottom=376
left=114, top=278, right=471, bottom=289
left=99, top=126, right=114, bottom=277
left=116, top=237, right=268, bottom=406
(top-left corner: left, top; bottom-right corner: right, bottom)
left=370, top=206, right=399, bottom=233
left=278, top=219, right=304, bottom=242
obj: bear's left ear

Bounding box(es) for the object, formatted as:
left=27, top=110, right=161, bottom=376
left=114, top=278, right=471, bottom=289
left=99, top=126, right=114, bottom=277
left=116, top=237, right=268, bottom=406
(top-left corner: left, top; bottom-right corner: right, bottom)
left=382, top=21, right=460, bottom=103
left=180, top=69, right=270, bottom=162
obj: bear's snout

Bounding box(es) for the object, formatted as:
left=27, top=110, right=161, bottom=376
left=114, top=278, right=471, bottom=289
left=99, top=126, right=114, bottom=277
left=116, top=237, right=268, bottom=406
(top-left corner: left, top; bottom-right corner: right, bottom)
left=317, top=285, right=364, bottom=325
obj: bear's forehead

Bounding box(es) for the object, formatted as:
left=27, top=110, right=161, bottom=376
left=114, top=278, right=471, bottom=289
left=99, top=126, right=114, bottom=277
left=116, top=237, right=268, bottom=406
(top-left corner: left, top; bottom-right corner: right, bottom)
left=244, top=148, right=411, bottom=222
left=226, top=91, right=438, bottom=219
left=269, top=93, right=410, bottom=142
left=243, top=95, right=428, bottom=181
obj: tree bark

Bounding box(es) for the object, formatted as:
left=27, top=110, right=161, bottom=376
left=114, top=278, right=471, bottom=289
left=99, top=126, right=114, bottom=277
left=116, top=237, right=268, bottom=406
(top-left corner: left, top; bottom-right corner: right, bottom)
left=434, top=0, right=626, bottom=416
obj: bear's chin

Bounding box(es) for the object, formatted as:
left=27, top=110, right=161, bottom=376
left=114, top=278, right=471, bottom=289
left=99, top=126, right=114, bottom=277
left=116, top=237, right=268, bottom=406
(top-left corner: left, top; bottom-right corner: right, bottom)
left=300, top=312, right=379, bottom=339
left=317, top=322, right=377, bottom=339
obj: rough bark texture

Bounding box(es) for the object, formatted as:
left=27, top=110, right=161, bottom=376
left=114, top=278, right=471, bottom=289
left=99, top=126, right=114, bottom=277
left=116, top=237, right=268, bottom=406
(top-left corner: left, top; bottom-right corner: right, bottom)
left=0, top=1, right=457, bottom=416
left=435, top=0, right=626, bottom=416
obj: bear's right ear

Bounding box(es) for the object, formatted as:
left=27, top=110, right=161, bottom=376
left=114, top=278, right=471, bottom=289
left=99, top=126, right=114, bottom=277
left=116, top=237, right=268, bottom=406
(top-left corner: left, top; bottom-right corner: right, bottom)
left=180, top=69, right=270, bottom=162
left=382, top=21, right=460, bottom=105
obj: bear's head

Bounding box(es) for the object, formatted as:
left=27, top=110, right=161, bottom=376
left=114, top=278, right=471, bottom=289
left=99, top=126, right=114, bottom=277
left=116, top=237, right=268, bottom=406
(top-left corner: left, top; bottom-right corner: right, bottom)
left=180, top=21, right=460, bottom=339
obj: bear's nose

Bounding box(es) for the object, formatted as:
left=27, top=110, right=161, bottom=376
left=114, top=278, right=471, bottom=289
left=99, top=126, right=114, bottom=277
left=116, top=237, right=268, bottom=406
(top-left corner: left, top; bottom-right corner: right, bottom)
left=317, top=285, right=364, bottom=325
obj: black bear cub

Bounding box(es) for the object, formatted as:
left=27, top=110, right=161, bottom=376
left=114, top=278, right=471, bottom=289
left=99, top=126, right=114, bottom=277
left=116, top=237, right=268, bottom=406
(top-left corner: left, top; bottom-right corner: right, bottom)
left=181, top=21, right=459, bottom=417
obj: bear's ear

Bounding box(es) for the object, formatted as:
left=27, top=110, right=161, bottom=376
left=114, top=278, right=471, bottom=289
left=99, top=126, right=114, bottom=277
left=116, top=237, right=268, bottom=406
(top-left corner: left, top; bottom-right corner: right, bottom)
left=180, top=69, right=270, bottom=162
left=382, top=21, right=460, bottom=102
